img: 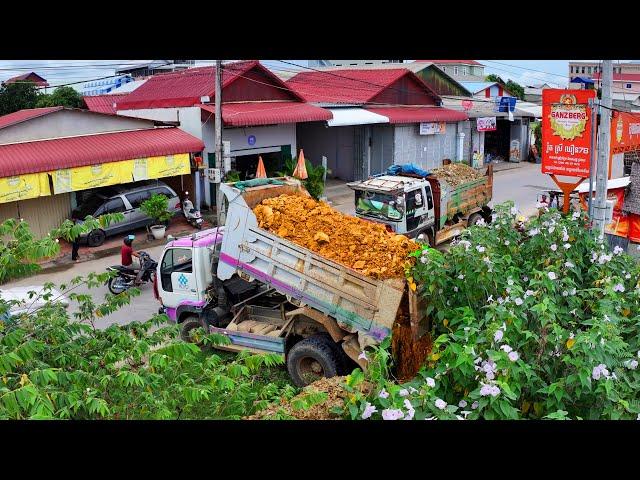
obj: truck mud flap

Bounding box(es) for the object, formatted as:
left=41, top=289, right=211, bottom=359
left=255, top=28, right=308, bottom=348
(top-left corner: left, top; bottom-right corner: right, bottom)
left=209, top=325, right=285, bottom=354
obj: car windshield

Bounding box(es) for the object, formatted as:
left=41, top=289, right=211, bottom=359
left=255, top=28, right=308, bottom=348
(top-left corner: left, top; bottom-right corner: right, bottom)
left=74, top=195, right=106, bottom=218
left=355, top=190, right=403, bottom=221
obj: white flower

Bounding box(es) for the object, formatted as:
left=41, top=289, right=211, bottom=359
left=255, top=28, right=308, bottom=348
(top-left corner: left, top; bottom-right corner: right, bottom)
left=524, top=289, right=535, bottom=297
left=624, top=359, right=639, bottom=370
left=548, top=271, right=557, bottom=281
left=569, top=332, right=575, bottom=339
left=420, top=256, right=427, bottom=264
left=572, top=211, right=581, bottom=220
left=500, top=345, right=513, bottom=353
left=548, top=226, right=555, bottom=234
left=403, top=399, right=415, bottom=420
left=381, top=408, right=404, bottom=420
left=570, top=288, right=576, bottom=295
left=426, top=377, right=435, bottom=388
left=614, top=245, right=624, bottom=255
left=476, top=218, right=487, bottom=227
left=506, top=287, right=511, bottom=294
left=399, top=389, right=409, bottom=397
left=497, top=297, right=504, bottom=305
left=453, top=286, right=459, bottom=292
left=514, top=297, right=523, bottom=306
left=487, top=295, right=494, bottom=303
left=523, top=276, right=529, bottom=282
left=361, top=402, right=377, bottom=419
left=378, top=389, right=389, bottom=399
left=458, top=400, right=468, bottom=408
left=459, top=240, right=471, bottom=251
left=471, top=401, right=479, bottom=409
left=458, top=274, right=465, bottom=280
left=613, top=283, right=625, bottom=293
left=476, top=245, right=486, bottom=253
left=507, top=278, right=514, bottom=286
left=504, top=240, right=510, bottom=246
left=508, top=351, right=519, bottom=362
left=562, top=291, right=569, bottom=297
left=550, top=244, right=558, bottom=251
left=435, top=398, right=447, bottom=410
left=564, top=243, right=571, bottom=249
left=417, top=233, right=425, bottom=241
left=625, top=273, right=631, bottom=279
left=528, top=228, right=540, bottom=237
left=358, top=351, right=369, bottom=362
left=565, top=261, right=575, bottom=268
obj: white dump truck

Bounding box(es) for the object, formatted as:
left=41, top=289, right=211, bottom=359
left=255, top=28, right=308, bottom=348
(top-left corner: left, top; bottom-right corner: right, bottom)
left=155, top=178, right=428, bottom=386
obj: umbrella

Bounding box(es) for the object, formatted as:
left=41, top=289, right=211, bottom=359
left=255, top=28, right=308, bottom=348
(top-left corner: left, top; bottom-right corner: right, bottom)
left=256, top=156, right=267, bottom=179
left=292, top=149, right=308, bottom=180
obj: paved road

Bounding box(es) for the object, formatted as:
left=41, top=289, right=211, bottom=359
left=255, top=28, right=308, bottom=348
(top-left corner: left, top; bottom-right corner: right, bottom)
left=5, top=244, right=166, bottom=329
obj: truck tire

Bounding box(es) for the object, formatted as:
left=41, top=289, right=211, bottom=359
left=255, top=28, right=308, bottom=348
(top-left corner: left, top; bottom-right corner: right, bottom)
left=180, top=315, right=207, bottom=345
left=286, top=336, right=340, bottom=387
left=315, top=333, right=352, bottom=375
left=467, top=213, right=484, bottom=227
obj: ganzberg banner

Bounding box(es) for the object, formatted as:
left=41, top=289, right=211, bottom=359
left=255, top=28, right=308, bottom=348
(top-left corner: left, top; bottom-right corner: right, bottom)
left=542, top=89, right=596, bottom=177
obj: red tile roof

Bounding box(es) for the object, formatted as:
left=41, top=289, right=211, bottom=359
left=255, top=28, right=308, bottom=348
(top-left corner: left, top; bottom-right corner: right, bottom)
left=286, top=69, right=439, bottom=105
left=0, top=128, right=204, bottom=178
left=199, top=101, right=332, bottom=127
left=414, top=60, right=482, bottom=66
left=117, top=61, right=303, bottom=110
left=0, top=107, right=64, bottom=130
left=3, top=72, right=49, bottom=87
left=365, top=106, right=468, bottom=124
left=83, top=94, right=128, bottom=114
left=593, top=72, right=640, bottom=82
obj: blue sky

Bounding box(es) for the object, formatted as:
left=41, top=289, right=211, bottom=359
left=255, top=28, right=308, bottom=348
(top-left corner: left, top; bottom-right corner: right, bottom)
left=0, top=59, right=603, bottom=91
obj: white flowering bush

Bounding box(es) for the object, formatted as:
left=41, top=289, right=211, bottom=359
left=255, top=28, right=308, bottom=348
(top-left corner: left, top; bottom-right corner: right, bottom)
left=345, top=202, right=640, bottom=420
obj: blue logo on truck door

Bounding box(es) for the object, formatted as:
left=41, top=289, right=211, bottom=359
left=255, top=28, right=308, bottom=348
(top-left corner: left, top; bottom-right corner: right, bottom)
left=178, top=274, right=189, bottom=289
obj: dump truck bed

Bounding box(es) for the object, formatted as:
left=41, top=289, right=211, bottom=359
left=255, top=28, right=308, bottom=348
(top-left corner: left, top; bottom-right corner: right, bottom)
left=427, top=164, right=493, bottom=229
left=217, top=178, right=407, bottom=348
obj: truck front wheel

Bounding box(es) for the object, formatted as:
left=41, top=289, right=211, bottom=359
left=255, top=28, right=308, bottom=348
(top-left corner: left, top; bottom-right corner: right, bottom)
left=180, top=315, right=207, bottom=345
left=287, top=336, right=340, bottom=387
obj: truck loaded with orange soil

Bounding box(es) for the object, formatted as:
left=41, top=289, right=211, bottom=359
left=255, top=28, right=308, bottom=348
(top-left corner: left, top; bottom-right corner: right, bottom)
left=157, top=177, right=432, bottom=387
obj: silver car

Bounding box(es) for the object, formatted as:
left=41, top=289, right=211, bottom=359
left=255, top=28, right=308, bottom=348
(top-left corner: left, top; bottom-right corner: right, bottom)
left=74, top=181, right=181, bottom=247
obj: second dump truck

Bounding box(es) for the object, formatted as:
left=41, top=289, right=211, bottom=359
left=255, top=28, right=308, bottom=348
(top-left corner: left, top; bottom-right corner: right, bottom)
left=348, top=163, right=493, bottom=245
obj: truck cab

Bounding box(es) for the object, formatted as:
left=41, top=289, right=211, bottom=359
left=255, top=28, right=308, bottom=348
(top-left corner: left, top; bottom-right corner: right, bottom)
left=348, top=176, right=436, bottom=238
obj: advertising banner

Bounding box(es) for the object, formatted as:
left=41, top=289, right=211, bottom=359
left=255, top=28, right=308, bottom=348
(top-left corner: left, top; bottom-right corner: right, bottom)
left=419, top=122, right=446, bottom=135
left=147, top=154, right=191, bottom=179
left=0, top=173, right=50, bottom=204
left=610, top=110, right=640, bottom=154
left=477, top=117, right=497, bottom=132
left=542, top=89, right=595, bottom=177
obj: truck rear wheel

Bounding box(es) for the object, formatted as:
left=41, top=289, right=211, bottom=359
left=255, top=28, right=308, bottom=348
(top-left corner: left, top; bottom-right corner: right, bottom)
left=287, top=336, right=340, bottom=387
left=467, top=213, right=484, bottom=227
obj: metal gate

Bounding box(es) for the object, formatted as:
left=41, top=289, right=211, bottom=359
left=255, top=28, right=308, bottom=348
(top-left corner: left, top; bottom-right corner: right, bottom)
left=353, top=126, right=367, bottom=181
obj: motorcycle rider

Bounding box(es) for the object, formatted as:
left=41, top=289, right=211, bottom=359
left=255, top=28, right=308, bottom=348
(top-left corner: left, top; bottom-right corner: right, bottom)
left=182, top=191, right=195, bottom=214
left=121, top=235, right=143, bottom=286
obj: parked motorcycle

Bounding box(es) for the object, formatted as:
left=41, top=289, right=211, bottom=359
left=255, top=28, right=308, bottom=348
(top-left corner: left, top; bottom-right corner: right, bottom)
left=107, top=251, right=157, bottom=294
left=180, top=191, right=204, bottom=229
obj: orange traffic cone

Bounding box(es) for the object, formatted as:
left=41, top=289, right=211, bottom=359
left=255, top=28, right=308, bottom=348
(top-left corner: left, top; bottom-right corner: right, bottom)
left=256, top=156, right=267, bottom=178
left=292, top=149, right=308, bottom=180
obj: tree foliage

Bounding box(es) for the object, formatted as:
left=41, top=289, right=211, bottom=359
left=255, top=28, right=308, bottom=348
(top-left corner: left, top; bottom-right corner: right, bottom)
left=0, top=82, right=40, bottom=115
left=36, top=86, right=84, bottom=109
left=0, top=219, right=296, bottom=419
left=485, top=74, right=525, bottom=100
left=276, top=156, right=326, bottom=199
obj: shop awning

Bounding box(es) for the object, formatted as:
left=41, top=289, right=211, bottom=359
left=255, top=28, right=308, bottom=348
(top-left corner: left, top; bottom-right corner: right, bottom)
left=365, top=106, right=468, bottom=124
left=0, top=127, right=204, bottom=178
left=326, top=108, right=389, bottom=126
left=199, top=102, right=332, bottom=127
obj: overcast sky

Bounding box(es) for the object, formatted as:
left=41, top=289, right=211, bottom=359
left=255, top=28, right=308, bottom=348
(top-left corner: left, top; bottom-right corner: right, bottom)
left=0, top=59, right=620, bottom=92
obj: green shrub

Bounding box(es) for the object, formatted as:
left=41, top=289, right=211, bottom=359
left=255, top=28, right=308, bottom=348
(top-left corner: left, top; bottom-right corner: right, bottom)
left=345, top=203, right=640, bottom=420
left=140, top=193, right=173, bottom=225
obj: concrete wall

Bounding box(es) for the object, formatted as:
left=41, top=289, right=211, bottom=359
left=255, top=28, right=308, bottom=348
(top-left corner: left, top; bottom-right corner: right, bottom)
left=393, top=122, right=458, bottom=171
left=0, top=110, right=156, bottom=144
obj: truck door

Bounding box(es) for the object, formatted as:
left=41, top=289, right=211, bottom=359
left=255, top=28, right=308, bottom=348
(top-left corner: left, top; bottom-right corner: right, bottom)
left=158, top=247, right=198, bottom=307
left=423, top=184, right=435, bottom=224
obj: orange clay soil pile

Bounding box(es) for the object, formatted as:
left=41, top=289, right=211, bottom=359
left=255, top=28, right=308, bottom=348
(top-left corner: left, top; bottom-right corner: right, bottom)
left=254, top=194, right=418, bottom=279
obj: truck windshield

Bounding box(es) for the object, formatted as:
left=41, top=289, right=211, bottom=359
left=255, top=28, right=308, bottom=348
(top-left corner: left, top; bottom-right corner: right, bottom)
left=355, top=190, right=403, bottom=221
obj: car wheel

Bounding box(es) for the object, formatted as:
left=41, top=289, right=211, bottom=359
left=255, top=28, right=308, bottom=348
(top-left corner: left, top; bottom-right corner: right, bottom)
left=87, top=229, right=106, bottom=247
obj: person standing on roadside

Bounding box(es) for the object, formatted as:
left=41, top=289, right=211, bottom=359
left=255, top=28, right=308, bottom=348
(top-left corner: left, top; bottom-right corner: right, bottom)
left=71, top=216, right=81, bottom=262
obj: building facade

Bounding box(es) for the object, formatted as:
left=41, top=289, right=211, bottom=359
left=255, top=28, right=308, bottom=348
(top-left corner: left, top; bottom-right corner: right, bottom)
left=416, top=60, right=485, bottom=82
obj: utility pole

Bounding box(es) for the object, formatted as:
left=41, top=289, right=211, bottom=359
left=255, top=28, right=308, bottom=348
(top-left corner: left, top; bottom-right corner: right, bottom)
left=587, top=97, right=596, bottom=219
left=593, top=60, right=612, bottom=235
left=215, top=59, right=225, bottom=226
